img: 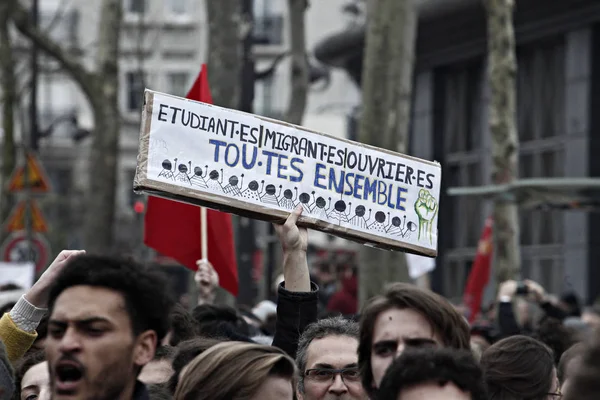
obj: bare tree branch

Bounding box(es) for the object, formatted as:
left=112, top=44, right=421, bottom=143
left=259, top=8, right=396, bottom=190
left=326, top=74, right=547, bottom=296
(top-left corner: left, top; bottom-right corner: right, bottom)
left=7, top=0, right=98, bottom=102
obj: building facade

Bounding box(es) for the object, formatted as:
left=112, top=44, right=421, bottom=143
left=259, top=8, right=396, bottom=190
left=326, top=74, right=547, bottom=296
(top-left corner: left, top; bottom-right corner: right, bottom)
left=2, top=0, right=360, bottom=255
left=315, top=0, right=600, bottom=303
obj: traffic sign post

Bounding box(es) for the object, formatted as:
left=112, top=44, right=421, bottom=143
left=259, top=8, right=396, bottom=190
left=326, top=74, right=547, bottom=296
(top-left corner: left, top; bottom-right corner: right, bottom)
left=1, top=232, right=50, bottom=273
left=3, top=199, right=48, bottom=233
left=7, top=152, right=52, bottom=193
left=3, top=151, right=52, bottom=268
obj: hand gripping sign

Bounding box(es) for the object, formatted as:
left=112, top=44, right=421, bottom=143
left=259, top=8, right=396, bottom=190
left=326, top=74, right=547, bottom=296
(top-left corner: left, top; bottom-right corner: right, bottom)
left=134, top=90, right=442, bottom=257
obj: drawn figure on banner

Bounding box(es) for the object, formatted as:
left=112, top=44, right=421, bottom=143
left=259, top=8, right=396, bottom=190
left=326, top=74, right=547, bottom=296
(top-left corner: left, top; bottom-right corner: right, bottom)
left=327, top=200, right=351, bottom=224
left=207, top=169, right=224, bottom=192
left=279, top=187, right=297, bottom=209
left=414, top=188, right=438, bottom=244
left=223, top=174, right=244, bottom=196
left=190, top=165, right=208, bottom=188
left=175, top=161, right=192, bottom=184
left=259, top=183, right=282, bottom=207
left=296, top=191, right=312, bottom=213
left=241, top=180, right=262, bottom=202
left=348, top=205, right=371, bottom=230
left=158, top=159, right=176, bottom=180
left=309, top=193, right=331, bottom=219
left=386, top=215, right=417, bottom=238
left=368, top=211, right=388, bottom=233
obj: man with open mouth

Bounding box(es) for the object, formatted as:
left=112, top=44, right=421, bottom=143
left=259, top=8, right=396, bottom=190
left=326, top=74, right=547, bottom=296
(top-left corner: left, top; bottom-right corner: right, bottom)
left=45, top=255, right=174, bottom=400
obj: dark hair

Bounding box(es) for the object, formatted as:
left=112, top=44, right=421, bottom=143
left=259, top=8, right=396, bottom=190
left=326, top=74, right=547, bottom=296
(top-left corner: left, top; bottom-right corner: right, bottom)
left=147, top=383, right=173, bottom=400
left=564, top=329, right=600, bottom=400
left=481, top=335, right=555, bottom=400
left=377, top=348, right=488, bottom=400
left=296, top=316, right=359, bottom=392
left=358, top=282, right=470, bottom=397
left=167, top=337, right=224, bottom=394
left=533, top=317, right=574, bottom=365
left=12, top=350, right=46, bottom=400
left=558, top=342, right=584, bottom=383
left=191, top=304, right=251, bottom=341
left=561, top=292, right=581, bottom=317
left=154, top=345, right=177, bottom=361
left=36, top=315, right=48, bottom=340
left=168, top=303, right=198, bottom=346
left=47, top=255, right=175, bottom=342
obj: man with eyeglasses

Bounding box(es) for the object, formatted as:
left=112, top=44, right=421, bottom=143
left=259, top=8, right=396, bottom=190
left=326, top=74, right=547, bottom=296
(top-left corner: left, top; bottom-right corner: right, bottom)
left=296, top=316, right=368, bottom=400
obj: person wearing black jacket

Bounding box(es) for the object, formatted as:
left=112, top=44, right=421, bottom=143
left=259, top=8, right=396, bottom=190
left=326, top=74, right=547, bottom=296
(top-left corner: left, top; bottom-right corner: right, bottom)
left=272, top=205, right=319, bottom=358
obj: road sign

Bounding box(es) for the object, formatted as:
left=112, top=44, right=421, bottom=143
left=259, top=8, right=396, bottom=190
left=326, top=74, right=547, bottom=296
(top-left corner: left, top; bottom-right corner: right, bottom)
left=8, top=152, right=52, bottom=193
left=3, top=200, right=48, bottom=233
left=0, top=232, right=51, bottom=273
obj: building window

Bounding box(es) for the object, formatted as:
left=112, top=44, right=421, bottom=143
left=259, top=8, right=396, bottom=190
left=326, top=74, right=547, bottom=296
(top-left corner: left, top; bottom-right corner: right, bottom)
left=437, top=60, right=485, bottom=298
left=516, top=37, right=566, bottom=249
left=253, top=0, right=283, bottom=46
left=127, top=0, right=145, bottom=14
left=126, top=71, right=145, bottom=112
left=167, top=72, right=190, bottom=97
left=167, top=0, right=187, bottom=15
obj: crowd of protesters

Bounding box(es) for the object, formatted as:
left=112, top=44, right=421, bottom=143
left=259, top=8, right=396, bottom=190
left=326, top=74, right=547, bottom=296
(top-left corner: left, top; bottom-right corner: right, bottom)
left=0, top=205, right=599, bottom=399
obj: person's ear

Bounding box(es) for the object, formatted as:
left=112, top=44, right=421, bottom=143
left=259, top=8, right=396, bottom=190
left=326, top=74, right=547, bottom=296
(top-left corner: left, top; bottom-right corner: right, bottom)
left=133, top=330, right=157, bottom=367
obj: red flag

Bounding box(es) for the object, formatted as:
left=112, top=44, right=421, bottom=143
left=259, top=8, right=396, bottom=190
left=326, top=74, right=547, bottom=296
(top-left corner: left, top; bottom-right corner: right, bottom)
left=144, top=65, right=239, bottom=295
left=463, top=217, right=493, bottom=323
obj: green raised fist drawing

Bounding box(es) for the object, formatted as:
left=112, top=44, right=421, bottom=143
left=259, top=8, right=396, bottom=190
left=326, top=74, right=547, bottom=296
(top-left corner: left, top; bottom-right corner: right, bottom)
left=414, top=188, right=438, bottom=244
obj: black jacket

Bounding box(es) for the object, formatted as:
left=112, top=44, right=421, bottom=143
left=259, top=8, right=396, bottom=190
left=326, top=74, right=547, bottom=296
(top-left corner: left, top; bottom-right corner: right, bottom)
left=272, top=281, right=319, bottom=359
left=133, top=380, right=150, bottom=400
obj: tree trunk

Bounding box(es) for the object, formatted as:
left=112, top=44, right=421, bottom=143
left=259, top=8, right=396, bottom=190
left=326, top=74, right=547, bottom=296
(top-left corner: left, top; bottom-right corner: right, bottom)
left=284, top=0, right=309, bottom=125
left=0, top=4, right=17, bottom=229
left=357, top=0, right=417, bottom=307
left=485, top=0, right=520, bottom=282
left=84, top=0, right=122, bottom=254
left=205, top=0, right=242, bottom=109
left=8, top=0, right=123, bottom=254
left=204, top=0, right=244, bottom=306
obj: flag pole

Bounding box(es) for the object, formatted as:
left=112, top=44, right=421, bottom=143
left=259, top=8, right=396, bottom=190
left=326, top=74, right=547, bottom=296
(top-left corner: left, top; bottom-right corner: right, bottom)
left=200, top=207, right=208, bottom=261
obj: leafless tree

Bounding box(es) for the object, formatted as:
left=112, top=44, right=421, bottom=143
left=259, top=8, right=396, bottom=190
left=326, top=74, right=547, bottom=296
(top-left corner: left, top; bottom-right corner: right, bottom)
left=6, top=0, right=123, bottom=254
left=485, top=0, right=520, bottom=282
left=284, top=0, right=309, bottom=125
left=357, top=0, right=418, bottom=306
left=0, top=2, right=18, bottom=227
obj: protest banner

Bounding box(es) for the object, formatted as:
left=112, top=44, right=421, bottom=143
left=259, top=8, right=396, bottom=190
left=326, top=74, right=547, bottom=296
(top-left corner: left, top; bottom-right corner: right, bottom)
left=134, top=90, right=442, bottom=257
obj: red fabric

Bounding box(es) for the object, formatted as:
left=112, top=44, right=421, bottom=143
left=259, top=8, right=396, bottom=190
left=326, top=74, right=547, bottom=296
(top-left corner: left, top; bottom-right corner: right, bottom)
left=463, top=217, right=493, bottom=323
left=327, top=275, right=358, bottom=315
left=144, top=65, right=239, bottom=295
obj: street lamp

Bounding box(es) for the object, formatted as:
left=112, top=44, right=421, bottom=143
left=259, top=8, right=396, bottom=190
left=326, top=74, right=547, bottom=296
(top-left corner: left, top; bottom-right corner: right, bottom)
left=37, top=114, right=91, bottom=143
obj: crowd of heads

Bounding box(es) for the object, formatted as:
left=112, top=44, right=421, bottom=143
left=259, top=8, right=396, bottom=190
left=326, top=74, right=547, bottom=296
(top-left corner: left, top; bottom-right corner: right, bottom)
left=1, top=249, right=600, bottom=400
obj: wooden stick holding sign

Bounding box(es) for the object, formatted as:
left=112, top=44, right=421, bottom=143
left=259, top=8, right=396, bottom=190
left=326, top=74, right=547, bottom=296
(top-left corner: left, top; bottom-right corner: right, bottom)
left=134, top=90, right=442, bottom=257
left=200, top=206, right=208, bottom=262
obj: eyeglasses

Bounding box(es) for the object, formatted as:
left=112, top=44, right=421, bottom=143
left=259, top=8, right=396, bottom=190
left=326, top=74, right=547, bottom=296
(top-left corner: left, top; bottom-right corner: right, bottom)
left=304, top=368, right=361, bottom=383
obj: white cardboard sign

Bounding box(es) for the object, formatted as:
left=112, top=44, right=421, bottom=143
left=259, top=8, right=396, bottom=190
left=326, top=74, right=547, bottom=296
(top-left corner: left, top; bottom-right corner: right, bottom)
left=134, top=90, right=441, bottom=256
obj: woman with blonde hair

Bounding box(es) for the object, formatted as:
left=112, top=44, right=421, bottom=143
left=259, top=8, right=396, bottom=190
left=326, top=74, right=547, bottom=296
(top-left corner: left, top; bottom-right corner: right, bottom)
left=174, top=341, right=297, bottom=400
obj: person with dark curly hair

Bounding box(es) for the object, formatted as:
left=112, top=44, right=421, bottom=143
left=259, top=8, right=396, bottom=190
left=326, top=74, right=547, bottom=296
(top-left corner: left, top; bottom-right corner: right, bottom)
left=45, top=255, right=175, bottom=400
left=377, top=347, right=488, bottom=400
